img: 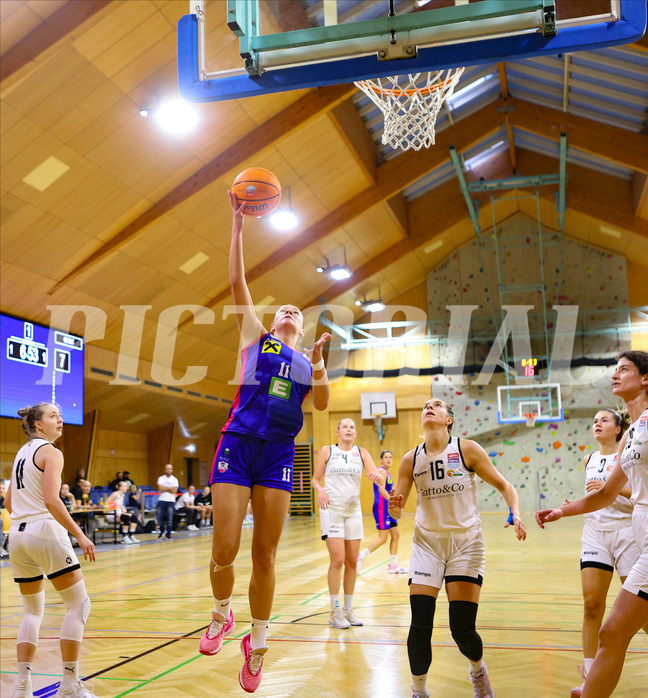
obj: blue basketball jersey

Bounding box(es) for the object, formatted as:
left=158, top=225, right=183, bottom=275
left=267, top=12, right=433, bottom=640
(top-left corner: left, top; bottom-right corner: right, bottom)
left=373, top=467, right=393, bottom=504
left=222, top=333, right=313, bottom=442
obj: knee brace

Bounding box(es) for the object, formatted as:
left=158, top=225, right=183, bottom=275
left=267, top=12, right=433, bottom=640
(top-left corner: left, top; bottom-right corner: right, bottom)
left=17, top=590, right=45, bottom=646
left=407, top=595, right=436, bottom=676
left=449, top=600, right=483, bottom=661
left=59, top=580, right=91, bottom=643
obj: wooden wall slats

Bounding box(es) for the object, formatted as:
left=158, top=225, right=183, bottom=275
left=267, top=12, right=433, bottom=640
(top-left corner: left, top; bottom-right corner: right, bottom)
left=146, top=421, right=176, bottom=488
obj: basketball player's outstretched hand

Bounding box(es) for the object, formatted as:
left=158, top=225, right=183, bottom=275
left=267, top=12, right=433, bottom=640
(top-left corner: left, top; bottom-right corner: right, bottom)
left=366, top=471, right=381, bottom=483
left=307, top=332, right=331, bottom=366
left=77, top=534, right=96, bottom=562
left=228, top=189, right=246, bottom=221
left=535, top=508, right=563, bottom=529
left=388, top=493, right=404, bottom=518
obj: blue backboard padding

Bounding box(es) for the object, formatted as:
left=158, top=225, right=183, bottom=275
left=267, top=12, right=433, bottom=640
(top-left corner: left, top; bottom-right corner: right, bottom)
left=178, top=0, right=646, bottom=103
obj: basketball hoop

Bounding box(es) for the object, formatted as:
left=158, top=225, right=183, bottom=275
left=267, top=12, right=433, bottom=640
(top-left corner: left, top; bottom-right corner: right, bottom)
left=354, top=68, right=464, bottom=152
left=523, top=413, right=538, bottom=428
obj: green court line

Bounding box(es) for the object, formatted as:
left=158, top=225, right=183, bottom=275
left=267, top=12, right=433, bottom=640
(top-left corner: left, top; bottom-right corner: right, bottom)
left=110, top=630, right=249, bottom=697
left=112, top=655, right=203, bottom=697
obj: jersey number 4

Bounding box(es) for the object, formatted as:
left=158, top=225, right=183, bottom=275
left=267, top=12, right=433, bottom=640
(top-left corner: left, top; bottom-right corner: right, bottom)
left=15, top=458, right=26, bottom=489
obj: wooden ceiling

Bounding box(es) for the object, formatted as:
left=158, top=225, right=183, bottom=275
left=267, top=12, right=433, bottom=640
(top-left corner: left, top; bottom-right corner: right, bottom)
left=1, top=0, right=647, bottom=438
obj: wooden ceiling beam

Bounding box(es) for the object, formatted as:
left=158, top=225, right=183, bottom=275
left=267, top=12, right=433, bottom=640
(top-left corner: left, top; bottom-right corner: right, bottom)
left=302, top=151, right=514, bottom=307
left=507, top=98, right=648, bottom=174
left=309, top=141, right=648, bottom=308
left=383, top=192, right=410, bottom=238
left=179, top=102, right=505, bottom=325
left=498, top=61, right=517, bottom=172
left=632, top=171, right=648, bottom=219
left=329, top=97, right=381, bottom=185
left=516, top=148, right=648, bottom=238
left=48, top=81, right=357, bottom=294
left=1, top=0, right=117, bottom=83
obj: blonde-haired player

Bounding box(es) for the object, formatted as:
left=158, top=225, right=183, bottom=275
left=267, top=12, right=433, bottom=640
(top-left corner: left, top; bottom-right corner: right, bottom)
left=312, top=418, right=384, bottom=628
left=5, top=403, right=97, bottom=698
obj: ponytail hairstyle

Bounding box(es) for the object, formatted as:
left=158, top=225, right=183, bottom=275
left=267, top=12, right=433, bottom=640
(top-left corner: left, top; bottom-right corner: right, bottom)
left=380, top=450, right=393, bottom=460
left=445, top=402, right=455, bottom=435
left=17, top=403, right=52, bottom=439
left=600, top=408, right=630, bottom=442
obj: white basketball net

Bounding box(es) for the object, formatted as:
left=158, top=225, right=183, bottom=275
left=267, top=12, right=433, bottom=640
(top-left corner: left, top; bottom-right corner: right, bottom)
left=355, top=68, right=465, bottom=152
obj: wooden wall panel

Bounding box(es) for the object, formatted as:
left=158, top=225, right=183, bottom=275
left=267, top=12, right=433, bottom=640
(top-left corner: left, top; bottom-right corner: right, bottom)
left=60, top=409, right=101, bottom=484
left=171, top=435, right=217, bottom=489
left=94, top=428, right=148, bottom=488
left=146, top=421, right=176, bottom=487
left=0, top=416, right=25, bottom=481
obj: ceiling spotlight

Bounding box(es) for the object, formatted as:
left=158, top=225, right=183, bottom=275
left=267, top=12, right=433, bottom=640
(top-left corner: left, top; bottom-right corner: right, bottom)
left=144, top=99, right=199, bottom=134
left=268, top=187, right=299, bottom=230
left=316, top=249, right=352, bottom=281
left=355, top=289, right=385, bottom=312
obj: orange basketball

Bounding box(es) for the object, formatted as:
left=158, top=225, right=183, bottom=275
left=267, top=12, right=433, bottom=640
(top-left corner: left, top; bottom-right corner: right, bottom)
left=231, top=167, right=282, bottom=217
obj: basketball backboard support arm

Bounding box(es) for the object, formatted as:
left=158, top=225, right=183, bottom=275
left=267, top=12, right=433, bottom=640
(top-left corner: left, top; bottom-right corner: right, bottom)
left=178, top=0, right=646, bottom=103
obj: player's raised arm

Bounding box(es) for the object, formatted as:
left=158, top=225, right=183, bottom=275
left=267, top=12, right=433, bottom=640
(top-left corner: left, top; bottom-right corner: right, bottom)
left=228, top=189, right=265, bottom=345
left=308, top=331, right=331, bottom=411
left=462, top=439, right=526, bottom=541
left=536, top=434, right=630, bottom=528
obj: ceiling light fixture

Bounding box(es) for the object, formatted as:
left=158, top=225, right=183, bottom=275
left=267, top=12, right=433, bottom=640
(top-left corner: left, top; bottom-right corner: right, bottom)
left=140, top=99, right=199, bottom=134
left=599, top=225, right=622, bottom=239
left=464, top=139, right=506, bottom=170
left=355, top=288, right=385, bottom=312
left=268, top=186, right=299, bottom=230
left=316, top=248, right=352, bottom=281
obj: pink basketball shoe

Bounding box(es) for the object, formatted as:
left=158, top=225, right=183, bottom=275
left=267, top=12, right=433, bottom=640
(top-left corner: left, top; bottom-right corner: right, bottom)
left=198, top=610, right=235, bottom=656
left=239, top=632, right=269, bottom=693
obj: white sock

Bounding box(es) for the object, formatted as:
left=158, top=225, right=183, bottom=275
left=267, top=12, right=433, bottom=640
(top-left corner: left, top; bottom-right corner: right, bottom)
left=359, top=548, right=370, bottom=560
left=584, top=658, right=594, bottom=675
left=213, top=597, right=231, bottom=622
left=390, top=554, right=397, bottom=566
left=62, top=660, right=79, bottom=686
left=17, top=662, right=31, bottom=680
left=250, top=617, right=269, bottom=650
left=343, top=594, right=353, bottom=611
left=412, top=674, right=428, bottom=694
left=330, top=595, right=339, bottom=612
left=469, top=659, right=485, bottom=675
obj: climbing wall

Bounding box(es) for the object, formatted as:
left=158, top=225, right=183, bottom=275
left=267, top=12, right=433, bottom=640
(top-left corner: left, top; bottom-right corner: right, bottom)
left=428, top=375, right=625, bottom=511
left=426, top=213, right=631, bottom=511
left=427, top=213, right=631, bottom=362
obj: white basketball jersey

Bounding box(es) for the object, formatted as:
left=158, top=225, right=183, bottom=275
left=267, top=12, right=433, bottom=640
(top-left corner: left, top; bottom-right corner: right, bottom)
left=412, top=436, right=480, bottom=533
left=324, top=444, right=364, bottom=516
left=620, top=408, right=648, bottom=508
left=584, top=451, right=632, bottom=529
left=10, top=438, right=56, bottom=520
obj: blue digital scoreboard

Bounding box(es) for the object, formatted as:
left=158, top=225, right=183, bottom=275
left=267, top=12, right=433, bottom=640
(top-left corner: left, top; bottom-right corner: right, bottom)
left=1, top=313, right=84, bottom=425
